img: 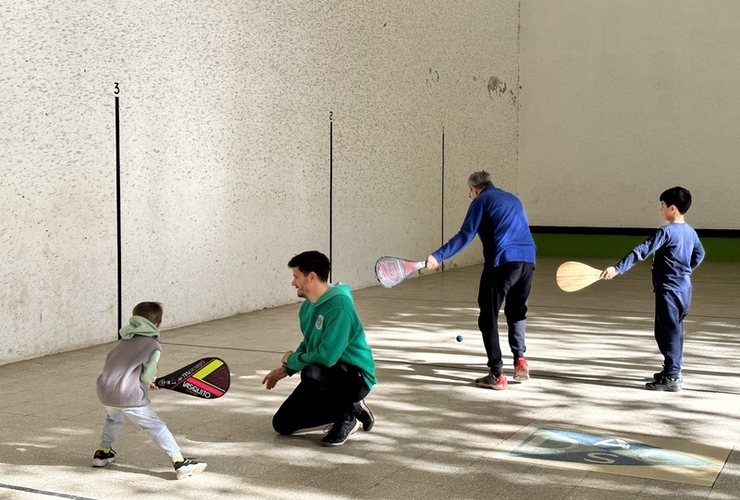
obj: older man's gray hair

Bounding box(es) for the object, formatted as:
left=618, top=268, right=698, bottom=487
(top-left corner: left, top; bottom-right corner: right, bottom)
left=467, top=171, right=493, bottom=189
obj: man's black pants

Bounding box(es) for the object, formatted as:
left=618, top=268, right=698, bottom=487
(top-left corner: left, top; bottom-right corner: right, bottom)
left=477, top=261, right=535, bottom=375
left=272, top=362, right=370, bottom=435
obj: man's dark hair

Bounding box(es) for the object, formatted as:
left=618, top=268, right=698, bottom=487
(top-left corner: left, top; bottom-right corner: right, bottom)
left=288, top=251, right=331, bottom=282
left=660, top=186, right=692, bottom=214
left=132, top=301, right=163, bottom=324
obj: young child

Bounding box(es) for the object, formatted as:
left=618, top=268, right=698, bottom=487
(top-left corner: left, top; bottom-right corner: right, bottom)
left=601, top=187, right=705, bottom=392
left=93, top=301, right=207, bottom=479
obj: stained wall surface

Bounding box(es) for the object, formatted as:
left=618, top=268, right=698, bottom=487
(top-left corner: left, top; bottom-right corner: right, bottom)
left=519, top=0, right=740, bottom=230
left=1, top=1, right=520, bottom=364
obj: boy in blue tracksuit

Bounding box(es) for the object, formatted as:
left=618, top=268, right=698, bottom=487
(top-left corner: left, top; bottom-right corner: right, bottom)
left=602, top=187, right=705, bottom=392
left=426, top=170, right=537, bottom=391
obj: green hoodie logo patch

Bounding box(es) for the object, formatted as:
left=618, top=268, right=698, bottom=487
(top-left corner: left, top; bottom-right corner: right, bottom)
left=315, top=315, right=324, bottom=330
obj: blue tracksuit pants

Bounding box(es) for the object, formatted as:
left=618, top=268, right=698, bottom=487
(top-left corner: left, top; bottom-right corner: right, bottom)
left=654, top=288, right=691, bottom=379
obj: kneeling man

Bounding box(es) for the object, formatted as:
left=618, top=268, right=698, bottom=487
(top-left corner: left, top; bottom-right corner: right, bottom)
left=262, top=251, right=376, bottom=446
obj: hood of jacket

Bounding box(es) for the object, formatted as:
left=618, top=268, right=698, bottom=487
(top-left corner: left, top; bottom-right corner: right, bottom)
left=119, top=315, right=160, bottom=340
left=314, top=283, right=352, bottom=306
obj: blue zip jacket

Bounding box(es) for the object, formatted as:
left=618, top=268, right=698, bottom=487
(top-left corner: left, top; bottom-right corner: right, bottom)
left=432, top=185, right=536, bottom=268
left=615, top=223, right=705, bottom=292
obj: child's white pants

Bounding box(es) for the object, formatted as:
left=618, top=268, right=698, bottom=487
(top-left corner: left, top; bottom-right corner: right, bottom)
left=99, top=404, right=182, bottom=461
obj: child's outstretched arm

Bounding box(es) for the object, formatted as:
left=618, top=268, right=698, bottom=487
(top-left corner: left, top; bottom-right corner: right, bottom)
left=601, top=266, right=619, bottom=280
left=601, top=229, right=667, bottom=280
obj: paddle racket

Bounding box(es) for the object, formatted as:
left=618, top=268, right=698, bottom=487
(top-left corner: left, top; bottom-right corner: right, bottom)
left=155, top=357, right=230, bottom=399
left=375, top=256, right=426, bottom=288
left=556, top=261, right=603, bottom=292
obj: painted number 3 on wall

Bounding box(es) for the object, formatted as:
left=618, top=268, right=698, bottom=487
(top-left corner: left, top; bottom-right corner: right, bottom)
left=114, top=82, right=120, bottom=95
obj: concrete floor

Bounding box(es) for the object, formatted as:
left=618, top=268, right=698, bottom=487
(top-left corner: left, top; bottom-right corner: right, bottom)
left=1, top=256, right=739, bottom=499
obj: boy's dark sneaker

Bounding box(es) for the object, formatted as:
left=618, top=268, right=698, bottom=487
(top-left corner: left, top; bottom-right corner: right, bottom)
left=646, top=376, right=682, bottom=392
left=321, top=416, right=361, bottom=447
left=92, top=448, right=116, bottom=467
left=174, top=458, right=207, bottom=480
left=353, top=399, right=375, bottom=431
left=652, top=370, right=683, bottom=382
left=514, top=358, right=529, bottom=381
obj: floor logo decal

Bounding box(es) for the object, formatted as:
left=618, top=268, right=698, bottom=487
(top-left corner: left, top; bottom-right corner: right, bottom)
left=489, top=424, right=730, bottom=486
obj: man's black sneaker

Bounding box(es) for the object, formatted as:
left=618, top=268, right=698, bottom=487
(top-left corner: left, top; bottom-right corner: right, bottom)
left=646, top=376, right=682, bottom=392
left=92, top=448, right=116, bottom=467
left=174, top=458, right=207, bottom=480
left=353, top=400, right=375, bottom=432
left=321, top=416, right=361, bottom=447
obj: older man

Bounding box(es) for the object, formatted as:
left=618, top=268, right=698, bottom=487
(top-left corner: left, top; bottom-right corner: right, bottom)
left=427, top=171, right=536, bottom=390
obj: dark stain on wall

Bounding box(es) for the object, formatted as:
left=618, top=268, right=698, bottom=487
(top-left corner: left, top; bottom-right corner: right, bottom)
left=487, top=75, right=506, bottom=96
left=487, top=75, right=517, bottom=104
left=426, top=67, right=440, bottom=86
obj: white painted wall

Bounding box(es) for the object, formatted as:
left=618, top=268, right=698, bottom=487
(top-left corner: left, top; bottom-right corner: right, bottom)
left=0, top=1, right=520, bottom=364
left=519, top=0, right=740, bottom=230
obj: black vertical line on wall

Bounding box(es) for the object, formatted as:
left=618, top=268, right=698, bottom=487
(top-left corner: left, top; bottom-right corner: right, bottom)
left=441, top=127, right=445, bottom=271
left=115, top=96, right=122, bottom=337
left=329, top=112, right=333, bottom=282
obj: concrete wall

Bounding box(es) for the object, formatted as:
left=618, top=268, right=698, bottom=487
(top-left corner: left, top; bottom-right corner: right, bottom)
left=7, top=1, right=736, bottom=366
left=0, top=1, right=520, bottom=364
left=519, top=0, right=740, bottom=230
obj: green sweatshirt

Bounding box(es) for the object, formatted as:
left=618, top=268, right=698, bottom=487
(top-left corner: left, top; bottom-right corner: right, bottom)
left=285, top=284, right=376, bottom=389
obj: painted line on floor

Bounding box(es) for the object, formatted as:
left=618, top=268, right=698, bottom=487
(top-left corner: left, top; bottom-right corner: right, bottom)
left=0, top=482, right=98, bottom=500
left=487, top=423, right=731, bottom=486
